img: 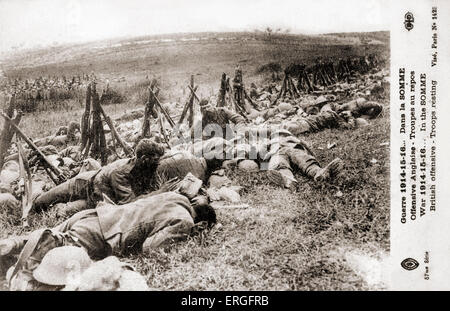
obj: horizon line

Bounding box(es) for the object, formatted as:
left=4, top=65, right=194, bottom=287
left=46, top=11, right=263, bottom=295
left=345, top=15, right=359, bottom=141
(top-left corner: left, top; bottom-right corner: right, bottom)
left=0, top=29, right=390, bottom=57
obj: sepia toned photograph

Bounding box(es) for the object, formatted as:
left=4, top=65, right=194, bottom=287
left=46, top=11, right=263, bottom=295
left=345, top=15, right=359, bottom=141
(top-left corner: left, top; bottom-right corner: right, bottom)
left=0, top=0, right=391, bottom=292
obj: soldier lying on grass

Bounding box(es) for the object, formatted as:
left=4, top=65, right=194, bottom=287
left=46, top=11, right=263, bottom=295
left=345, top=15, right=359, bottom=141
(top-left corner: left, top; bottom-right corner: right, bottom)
left=34, top=121, right=81, bottom=148
left=263, top=129, right=343, bottom=188
left=191, top=98, right=247, bottom=140
left=217, top=129, right=344, bottom=188
left=0, top=173, right=216, bottom=291
left=31, top=139, right=165, bottom=215
left=281, top=98, right=383, bottom=136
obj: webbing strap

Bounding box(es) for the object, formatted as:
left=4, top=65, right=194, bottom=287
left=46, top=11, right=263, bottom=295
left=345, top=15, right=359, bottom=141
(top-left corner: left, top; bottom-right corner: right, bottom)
left=8, top=228, right=51, bottom=286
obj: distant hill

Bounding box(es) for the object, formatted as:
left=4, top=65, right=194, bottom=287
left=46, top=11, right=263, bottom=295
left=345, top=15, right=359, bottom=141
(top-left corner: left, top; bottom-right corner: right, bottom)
left=0, top=31, right=389, bottom=92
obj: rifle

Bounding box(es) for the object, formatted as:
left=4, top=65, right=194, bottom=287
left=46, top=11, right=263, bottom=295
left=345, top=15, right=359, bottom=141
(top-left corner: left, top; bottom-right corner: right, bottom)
left=98, top=95, right=133, bottom=156
left=178, top=86, right=198, bottom=125
left=149, top=88, right=175, bottom=128
left=16, top=136, right=33, bottom=227
left=157, top=109, right=171, bottom=149
left=79, top=83, right=91, bottom=151
left=243, top=88, right=260, bottom=111
left=0, top=95, right=17, bottom=171
left=186, top=85, right=201, bottom=102
left=139, top=86, right=158, bottom=139
left=225, top=80, right=249, bottom=121
left=1, top=112, right=67, bottom=185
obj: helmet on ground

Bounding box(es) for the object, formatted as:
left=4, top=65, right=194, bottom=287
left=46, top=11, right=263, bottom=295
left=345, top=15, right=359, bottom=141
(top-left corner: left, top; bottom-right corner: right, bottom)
left=355, top=118, right=369, bottom=127
left=278, top=102, right=293, bottom=112
left=64, top=256, right=148, bottom=291
left=33, top=246, right=92, bottom=286
left=238, top=160, right=259, bottom=172
left=270, top=128, right=292, bottom=139
left=314, top=95, right=328, bottom=105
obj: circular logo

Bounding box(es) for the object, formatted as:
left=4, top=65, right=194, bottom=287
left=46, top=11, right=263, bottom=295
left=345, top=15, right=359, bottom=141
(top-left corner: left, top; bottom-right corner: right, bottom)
left=401, top=258, right=419, bottom=271
left=404, top=12, right=415, bottom=31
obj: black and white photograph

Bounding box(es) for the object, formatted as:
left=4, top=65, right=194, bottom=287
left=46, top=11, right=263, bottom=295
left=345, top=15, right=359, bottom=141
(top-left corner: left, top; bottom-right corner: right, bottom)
left=0, top=0, right=403, bottom=293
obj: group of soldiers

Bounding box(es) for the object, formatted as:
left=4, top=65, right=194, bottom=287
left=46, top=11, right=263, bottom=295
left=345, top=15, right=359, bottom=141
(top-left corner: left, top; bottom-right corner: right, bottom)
left=0, top=53, right=387, bottom=290
left=280, top=53, right=384, bottom=93
left=0, top=74, right=96, bottom=112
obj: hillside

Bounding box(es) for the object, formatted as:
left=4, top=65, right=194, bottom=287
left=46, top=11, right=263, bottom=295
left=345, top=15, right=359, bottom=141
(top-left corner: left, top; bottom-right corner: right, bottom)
left=0, top=31, right=390, bottom=291
left=1, top=32, right=388, bottom=98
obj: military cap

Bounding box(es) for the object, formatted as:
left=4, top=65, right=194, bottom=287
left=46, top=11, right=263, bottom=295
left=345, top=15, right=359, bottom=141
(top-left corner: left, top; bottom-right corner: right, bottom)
left=135, top=139, right=165, bottom=159
left=68, top=121, right=81, bottom=133
left=270, top=128, right=293, bottom=138
left=314, top=95, right=328, bottom=105
left=0, top=182, right=12, bottom=194
left=355, top=118, right=369, bottom=127
left=199, top=98, right=210, bottom=107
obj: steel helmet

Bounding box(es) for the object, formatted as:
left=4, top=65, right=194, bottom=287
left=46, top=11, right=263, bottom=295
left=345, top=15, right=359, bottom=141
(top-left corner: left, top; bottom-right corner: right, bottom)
left=314, top=95, right=328, bottom=105
left=238, top=160, right=259, bottom=172
left=64, top=256, right=148, bottom=291
left=33, top=246, right=92, bottom=286
left=270, top=128, right=292, bottom=139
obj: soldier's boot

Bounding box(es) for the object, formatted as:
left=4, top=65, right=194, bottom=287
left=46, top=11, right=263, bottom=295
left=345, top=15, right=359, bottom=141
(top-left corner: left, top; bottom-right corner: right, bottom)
left=0, top=239, right=20, bottom=258
left=55, top=200, right=88, bottom=219
left=313, top=158, right=344, bottom=182
left=266, top=169, right=297, bottom=189
left=32, top=179, right=74, bottom=213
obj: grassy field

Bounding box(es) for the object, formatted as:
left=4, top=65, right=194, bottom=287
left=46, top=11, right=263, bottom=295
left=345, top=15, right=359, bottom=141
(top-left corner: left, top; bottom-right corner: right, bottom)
left=0, top=31, right=390, bottom=290
left=130, top=114, right=390, bottom=291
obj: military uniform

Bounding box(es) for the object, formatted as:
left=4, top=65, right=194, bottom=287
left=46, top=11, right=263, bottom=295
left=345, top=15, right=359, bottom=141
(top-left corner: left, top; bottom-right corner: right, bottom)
left=48, top=191, right=195, bottom=258
left=264, top=133, right=343, bottom=188
left=32, top=158, right=138, bottom=213
left=337, top=100, right=383, bottom=119
left=282, top=110, right=350, bottom=136
left=34, top=122, right=81, bottom=148
left=192, top=106, right=246, bottom=140
left=157, top=151, right=208, bottom=182
left=3, top=191, right=200, bottom=290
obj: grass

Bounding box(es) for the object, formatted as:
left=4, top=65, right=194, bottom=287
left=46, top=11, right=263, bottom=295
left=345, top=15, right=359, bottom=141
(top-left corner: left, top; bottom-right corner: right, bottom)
left=127, top=111, right=390, bottom=291
left=0, top=107, right=389, bottom=290
left=0, top=31, right=389, bottom=290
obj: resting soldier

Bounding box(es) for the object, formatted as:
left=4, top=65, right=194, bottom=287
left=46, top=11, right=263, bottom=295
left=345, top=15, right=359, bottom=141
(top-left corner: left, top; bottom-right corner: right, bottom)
left=0, top=174, right=216, bottom=291
left=191, top=99, right=246, bottom=140
left=283, top=97, right=383, bottom=136
left=282, top=110, right=350, bottom=136
left=31, top=139, right=165, bottom=215
left=335, top=99, right=383, bottom=119
left=156, top=150, right=208, bottom=183
left=264, top=129, right=344, bottom=188
left=34, top=121, right=81, bottom=148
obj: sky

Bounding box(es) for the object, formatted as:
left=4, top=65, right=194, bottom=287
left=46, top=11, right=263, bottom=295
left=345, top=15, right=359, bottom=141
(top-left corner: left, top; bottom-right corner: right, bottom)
left=0, top=0, right=390, bottom=52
